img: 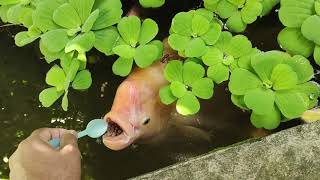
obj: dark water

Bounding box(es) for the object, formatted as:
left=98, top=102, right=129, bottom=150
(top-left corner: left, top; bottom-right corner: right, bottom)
left=0, top=1, right=304, bottom=180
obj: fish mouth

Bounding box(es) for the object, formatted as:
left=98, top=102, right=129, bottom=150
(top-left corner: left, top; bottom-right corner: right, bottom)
left=102, top=114, right=137, bottom=150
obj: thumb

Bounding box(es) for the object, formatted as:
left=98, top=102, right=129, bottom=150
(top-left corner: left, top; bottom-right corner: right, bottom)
left=60, top=131, right=78, bottom=151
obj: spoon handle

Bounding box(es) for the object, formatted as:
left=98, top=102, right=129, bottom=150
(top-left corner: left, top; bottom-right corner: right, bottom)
left=48, top=130, right=87, bottom=148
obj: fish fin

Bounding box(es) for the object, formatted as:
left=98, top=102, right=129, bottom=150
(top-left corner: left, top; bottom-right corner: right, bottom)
left=301, top=108, right=320, bottom=123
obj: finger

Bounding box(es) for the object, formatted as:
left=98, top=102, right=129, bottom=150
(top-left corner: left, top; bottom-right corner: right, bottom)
left=30, top=128, right=67, bottom=141
left=60, top=131, right=78, bottom=149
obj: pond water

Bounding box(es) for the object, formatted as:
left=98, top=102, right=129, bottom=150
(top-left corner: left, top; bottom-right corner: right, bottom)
left=0, top=1, right=310, bottom=179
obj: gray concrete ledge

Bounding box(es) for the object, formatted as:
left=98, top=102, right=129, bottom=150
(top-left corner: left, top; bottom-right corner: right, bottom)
left=134, top=121, right=320, bottom=180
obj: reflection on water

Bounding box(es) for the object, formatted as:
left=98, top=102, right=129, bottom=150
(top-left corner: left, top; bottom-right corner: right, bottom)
left=0, top=2, right=306, bottom=180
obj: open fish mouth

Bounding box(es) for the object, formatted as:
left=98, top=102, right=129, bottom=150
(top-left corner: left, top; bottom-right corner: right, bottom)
left=102, top=115, right=137, bottom=150
left=105, top=120, right=124, bottom=137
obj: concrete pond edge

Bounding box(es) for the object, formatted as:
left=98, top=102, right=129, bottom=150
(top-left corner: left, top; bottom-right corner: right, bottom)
left=133, top=121, right=320, bottom=180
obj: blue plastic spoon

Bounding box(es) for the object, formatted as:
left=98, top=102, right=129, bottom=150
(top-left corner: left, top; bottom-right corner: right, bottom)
left=49, top=119, right=108, bottom=148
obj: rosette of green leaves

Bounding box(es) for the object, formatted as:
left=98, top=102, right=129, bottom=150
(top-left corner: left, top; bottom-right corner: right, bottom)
left=168, top=9, right=222, bottom=58
left=202, top=33, right=254, bottom=84
left=39, top=58, right=92, bottom=111
left=203, top=0, right=263, bottom=32
left=0, top=0, right=37, bottom=27
left=139, top=0, right=165, bottom=8
left=14, top=0, right=123, bottom=62
left=159, top=60, right=214, bottom=115
left=111, top=16, right=163, bottom=77
left=229, top=50, right=319, bottom=130
left=278, top=0, right=320, bottom=65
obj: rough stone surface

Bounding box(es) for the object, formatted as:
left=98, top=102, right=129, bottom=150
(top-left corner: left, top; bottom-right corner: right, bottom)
left=133, top=122, right=320, bottom=180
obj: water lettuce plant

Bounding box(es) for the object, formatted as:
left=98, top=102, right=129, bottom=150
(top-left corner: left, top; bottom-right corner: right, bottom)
left=203, top=0, right=263, bottom=32
left=112, top=16, right=163, bottom=76
left=229, top=51, right=319, bottom=129
left=278, top=0, right=320, bottom=65
left=139, top=0, right=165, bottom=8
left=168, top=9, right=222, bottom=58
left=160, top=60, right=214, bottom=115
left=202, top=33, right=254, bottom=84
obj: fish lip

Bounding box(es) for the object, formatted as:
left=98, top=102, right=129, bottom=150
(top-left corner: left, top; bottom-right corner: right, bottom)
left=102, top=114, right=138, bottom=150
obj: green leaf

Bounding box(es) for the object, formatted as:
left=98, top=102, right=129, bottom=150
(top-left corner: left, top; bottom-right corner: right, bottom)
left=176, top=91, right=200, bottom=115
left=15, top=32, right=39, bottom=47
left=278, top=0, right=314, bottom=27
left=159, top=85, right=177, bottom=105
left=117, top=16, right=141, bottom=47
left=195, top=8, right=214, bottom=22
left=226, top=11, right=247, bottom=33
left=316, top=0, right=320, bottom=15
left=275, top=90, right=308, bottom=119
left=284, top=55, right=314, bottom=83
left=294, top=82, right=320, bottom=109
left=216, top=0, right=238, bottom=19
left=192, top=15, right=210, bottom=36
left=93, top=0, right=122, bottom=11
left=225, top=35, right=252, bottom=58
left=72, top=70, right=92, bottom=90
left=228, top=0, right=245, bottom=6
left=113, top=45, right=136, bottom=59
left=244, top=88, right=275, bottom=115
left=251, top=51, right=290, bottom=82
left=18, top=7, right=33, bottom=28
left=207, top=64, right=229, bottom=84
left=314, top=45, right=320, bottom=66
left=112, top=57, right=133, bottom=77
left=238, top=48, right=260, bottom=70
left=192, top=78, right=214, bottom=99
left=53, top=3, right=81, bottom=29
left=301, top=15, right=320, bottom=45
left=231, top=95, right=248, bottom=110
left=171, top=11, right=193, bottom=36
left=82, top=9, right=100, bottom=32
left=139, top=0, right=165, bottom=8
left=261, top=0, right=280, bottom=16
left=139, top=18, right=158, bottom=45
left=33, top=0, right=61, bottom=32
left=164, top=60, right=183, bottom=82
left=134, top=44, right=159, bottom=68
left=215, top=31, right=233, bottom=52
left=183, top=62, right=205, bottom=86
left=65, top=59, right=80, bottom=84
left=41, top=29, right=69, bottom=53
left=65, top=31, right=95, bottom=53
left=92, top=8, right=122, bottom=30
left=69, top=0, right=94, bottom=23
left=240, top=0, right=262, bottom=24
left=229, top=68, right=262, bottom=95
left=204, top=0, right=220, bottom=11
left=277, top=27, right=314, bottom=57
left=170, top=81, right=187, bottom=98
left=62, top=92, right=68, bottom=111
left=46, top=65, right=66, bottom=91
left=39, top=87, right=63, bottom=107
left=39, top=40, right=63, bottom=63
left=271, top=64, right=298, bottom=90
left=202, top=47, right=223, bottom=66
left=250, top=107, right=281, bottom=130
left=149, top=40, right=164, bottom=59
left=185, top=38, right=207, bottom=57
left=94, top=27, right=121, bottom=55
left=168, top=34, right=191, bottom=51
left=200, top=22, right=222, bottom=45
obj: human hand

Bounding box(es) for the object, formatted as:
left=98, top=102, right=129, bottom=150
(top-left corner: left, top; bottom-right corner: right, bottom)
left=9, top=128, right=81, bottom=180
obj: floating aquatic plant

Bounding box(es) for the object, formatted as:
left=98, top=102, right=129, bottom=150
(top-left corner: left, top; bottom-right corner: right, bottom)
left=168, top=9, right=222, bottom=58
left=278, top=0, right=320, bottom=65
left=203, top=0, right=263, bottom=32
left=202, top=33, right=254, bottom=83
left=139, top=0, right=165, bottom=8
left=229, top=50, right=319, bottom=129
left=112, top=16, right=163, bottom=76
left=160, top=60, right=214, bottom=115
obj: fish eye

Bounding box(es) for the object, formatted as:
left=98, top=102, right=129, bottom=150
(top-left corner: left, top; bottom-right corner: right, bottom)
left=142, top=118, right=150, bottom=125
